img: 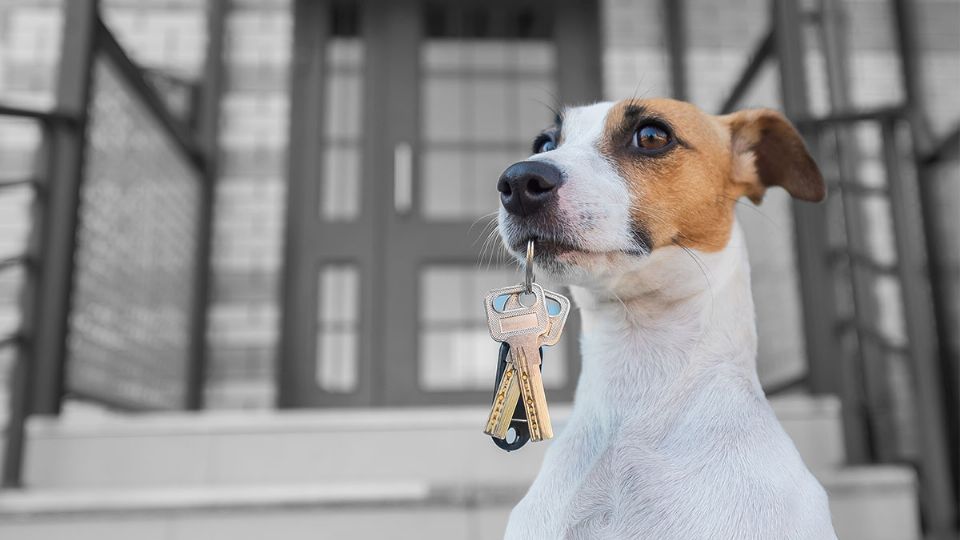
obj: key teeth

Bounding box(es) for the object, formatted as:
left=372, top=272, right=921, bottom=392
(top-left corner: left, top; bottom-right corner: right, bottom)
left=484, top=369, right=516, bottom=438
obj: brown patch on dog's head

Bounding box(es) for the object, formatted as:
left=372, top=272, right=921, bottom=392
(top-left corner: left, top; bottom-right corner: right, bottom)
left=599, top=99, right=824, bottom=253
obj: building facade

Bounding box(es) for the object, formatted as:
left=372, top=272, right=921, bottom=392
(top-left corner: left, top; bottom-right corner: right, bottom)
left=0, top=0, right=956, bottom=410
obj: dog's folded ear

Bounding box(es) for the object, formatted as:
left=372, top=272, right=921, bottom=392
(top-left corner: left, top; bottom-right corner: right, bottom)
left=721, top=108, right=825, bottom=204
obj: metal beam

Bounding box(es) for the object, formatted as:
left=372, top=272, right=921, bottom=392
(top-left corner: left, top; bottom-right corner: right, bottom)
left=0, top=255, right=26, bottom=272
left=890, top=0, right=933, bottom=152
left=793, top=105, right=906, bottom=129
left=881, top=117, right=957, bottom=540
left=2, top=0, right=98, bottom=491
left=921, top=124, right=959, bottom=165
left=0, top=178, right=36, bottom=191
left=0, top=334, right=18, bottom=351
left=278, top=0, right=331, bottom=407
left=818, top=0, right=885, bottom=464
left=719, top=29, right=773, bottom=114
left=771, top=0, right=866, bottom=458
left=0, top=104, right=75, bottom=123
left=663, top=0, right=688, bottom=101
left=891, top=0, right=959, bottom=515
left=95, top=19, right=204, bottom=170
left=184, top=0, right=228, bottom=411
left=555, top=0, right=602, bottom=105
left=27, top=0, right=98, bottom=415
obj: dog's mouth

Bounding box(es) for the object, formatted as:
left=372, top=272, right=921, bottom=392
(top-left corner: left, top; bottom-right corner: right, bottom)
left=509, top=237, right=645, bottom=260
left=510, top=237, right=581, bottom=257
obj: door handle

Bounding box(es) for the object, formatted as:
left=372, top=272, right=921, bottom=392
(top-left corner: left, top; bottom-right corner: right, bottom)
left=394, top=142, right=413, bottom=215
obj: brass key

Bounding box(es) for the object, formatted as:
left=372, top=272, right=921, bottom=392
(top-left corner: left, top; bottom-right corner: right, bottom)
left=484, top=292, right=526, bottom=439
left=483, top=283, right=553, bottom=441
left=486, top=355, right=522, bottom=438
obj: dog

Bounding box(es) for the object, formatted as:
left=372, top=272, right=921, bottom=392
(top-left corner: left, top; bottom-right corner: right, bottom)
left=496, top=98, right=836, bottom=539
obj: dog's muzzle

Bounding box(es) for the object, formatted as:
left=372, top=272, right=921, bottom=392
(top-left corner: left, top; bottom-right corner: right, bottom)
left=497, top=160, right=563, bottom=217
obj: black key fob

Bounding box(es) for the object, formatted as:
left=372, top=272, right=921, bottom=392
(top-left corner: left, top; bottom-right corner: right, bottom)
left=491, top=342, right=542, bottom=452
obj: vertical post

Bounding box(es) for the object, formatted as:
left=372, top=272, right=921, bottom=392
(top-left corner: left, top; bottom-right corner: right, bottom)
left=185, top=0, right=228, bottom=410
left=1, top=334, right=27, bottom=487
left=29, top=0, right=98, bottom=415
left=278, top=0, right=330, bottom=407
left=771, top=0, right=842, bottom=393
left=771, top=0, right=860, bottom=449
left=2, top=0, right=98, bottom=488
left=663, top=0, right=688, bottom=101
left=889, top=0, right=932, bottom=151
left=816, top=0, right=880, bottom=463
left=881, top=119, right=957, bottom=540
left=891, top=0, right=959, bottom=500
left=555, top=0, right=601, bottom=105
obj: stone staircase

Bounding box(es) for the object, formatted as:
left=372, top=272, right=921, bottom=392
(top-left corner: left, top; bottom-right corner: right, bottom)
left=0, top=395, right=920, bottom=539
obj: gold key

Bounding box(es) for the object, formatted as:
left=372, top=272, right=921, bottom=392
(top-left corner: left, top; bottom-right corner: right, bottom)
left=486, top=357, right=522, bottom=438
left=485, top=293, right=526, bottom=439
left=483, top=283, right=553, bottom=440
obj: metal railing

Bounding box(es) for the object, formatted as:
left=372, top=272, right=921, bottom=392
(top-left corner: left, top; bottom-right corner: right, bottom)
left=1, top=0, right=221, bottom=488
left=712, top=0, right=958, bottom=537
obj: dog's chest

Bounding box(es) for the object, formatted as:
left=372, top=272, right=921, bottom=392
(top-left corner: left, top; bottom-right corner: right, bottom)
left=505, top=382, right=832, bottom=540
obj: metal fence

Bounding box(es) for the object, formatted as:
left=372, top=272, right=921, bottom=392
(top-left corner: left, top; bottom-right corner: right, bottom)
left=1, top=0, right=217, bottom=487
left=717, top=0, right=958, bottom=536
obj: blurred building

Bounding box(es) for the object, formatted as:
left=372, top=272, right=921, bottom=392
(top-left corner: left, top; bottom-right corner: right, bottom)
left=0, top=0, right=957, bottom=538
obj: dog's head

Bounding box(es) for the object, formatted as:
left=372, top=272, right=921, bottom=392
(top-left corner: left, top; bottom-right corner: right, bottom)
left=497, top=98, right=824, bottom=289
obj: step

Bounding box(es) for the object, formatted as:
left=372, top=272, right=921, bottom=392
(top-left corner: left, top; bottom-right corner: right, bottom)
left=0, top=465, right=919, bottom=540
left=826, top=466, right=920, bottom=540
left=14, top=395, right=844, bottom=490
left=0, top=483, right=512, bottom=540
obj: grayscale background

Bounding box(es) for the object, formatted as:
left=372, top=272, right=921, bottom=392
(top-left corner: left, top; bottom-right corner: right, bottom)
left=0, top=0, right=957, bottom=538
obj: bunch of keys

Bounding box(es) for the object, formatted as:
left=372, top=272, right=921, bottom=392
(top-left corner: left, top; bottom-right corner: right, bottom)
left=482, top=240, right=570, bottom=451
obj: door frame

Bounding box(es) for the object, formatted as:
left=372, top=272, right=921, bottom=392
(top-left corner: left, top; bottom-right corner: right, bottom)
left=279, top=0, right=602, bottom=408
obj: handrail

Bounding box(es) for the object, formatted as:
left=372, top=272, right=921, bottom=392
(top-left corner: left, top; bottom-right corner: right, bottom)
left=4, top=1, right=219, bottom=489
left=793, top=105, right=907, bottom=129
left=828, top=249, right=898, bottom=276
left=719, top=29, right=774, bottom=114
left=763, top=374, right=807, bottom=396
left=835, top=320, right=909, bottom=355
left=921, top=124, right=960, bottom=166
left=824, top=179, right=888, bottom=197
left=0, top=178, right=36, bottom=191
left=94, top=18, right=206, bottom=174
left=0, top=104, right=78, bottom=124
left=0, top=334, right=19, bottom=351
left=0, top=255, right=27, bottom=272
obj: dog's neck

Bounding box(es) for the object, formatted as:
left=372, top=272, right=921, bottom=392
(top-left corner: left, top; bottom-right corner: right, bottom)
left=568, top=223, right=760, bottom=419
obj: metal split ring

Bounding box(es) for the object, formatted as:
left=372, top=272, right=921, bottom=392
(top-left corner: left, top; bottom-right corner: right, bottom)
left=525, top=239, right=535, bottom=293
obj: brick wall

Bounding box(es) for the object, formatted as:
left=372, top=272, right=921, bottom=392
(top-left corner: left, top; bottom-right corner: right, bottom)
left=205, top=0, right=291, bottom=408
left=0, top=0, right=956, bottom=410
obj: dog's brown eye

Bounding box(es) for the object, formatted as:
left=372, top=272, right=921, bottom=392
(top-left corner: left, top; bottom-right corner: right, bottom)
left=632, top=124, right=671, bottom=152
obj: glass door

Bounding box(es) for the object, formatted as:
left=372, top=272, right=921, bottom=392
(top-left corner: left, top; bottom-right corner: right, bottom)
left=281, top=0, right=600, bottom=407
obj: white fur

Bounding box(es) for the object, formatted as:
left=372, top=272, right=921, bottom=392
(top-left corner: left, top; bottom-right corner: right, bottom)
left=499, top=104, right=837, bottom=539
left=500, top=102, right=639, bottom=262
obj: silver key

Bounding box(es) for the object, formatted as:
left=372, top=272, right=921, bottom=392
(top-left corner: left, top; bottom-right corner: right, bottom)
left=483, top=283, right=553, bottom=441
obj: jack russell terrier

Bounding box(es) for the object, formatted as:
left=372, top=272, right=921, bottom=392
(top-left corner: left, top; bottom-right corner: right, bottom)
left=496, top=98, right=836, bottom=539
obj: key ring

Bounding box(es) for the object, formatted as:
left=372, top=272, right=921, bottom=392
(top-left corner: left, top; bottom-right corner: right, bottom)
left=525, top=239, right=535, bottom=293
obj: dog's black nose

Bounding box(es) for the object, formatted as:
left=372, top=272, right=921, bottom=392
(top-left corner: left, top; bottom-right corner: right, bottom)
left=497, top=161, right=563, bottom=216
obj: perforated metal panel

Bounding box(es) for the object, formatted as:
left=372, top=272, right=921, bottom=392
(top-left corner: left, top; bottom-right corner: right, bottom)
left=66, top=56, right=202, bottom=409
